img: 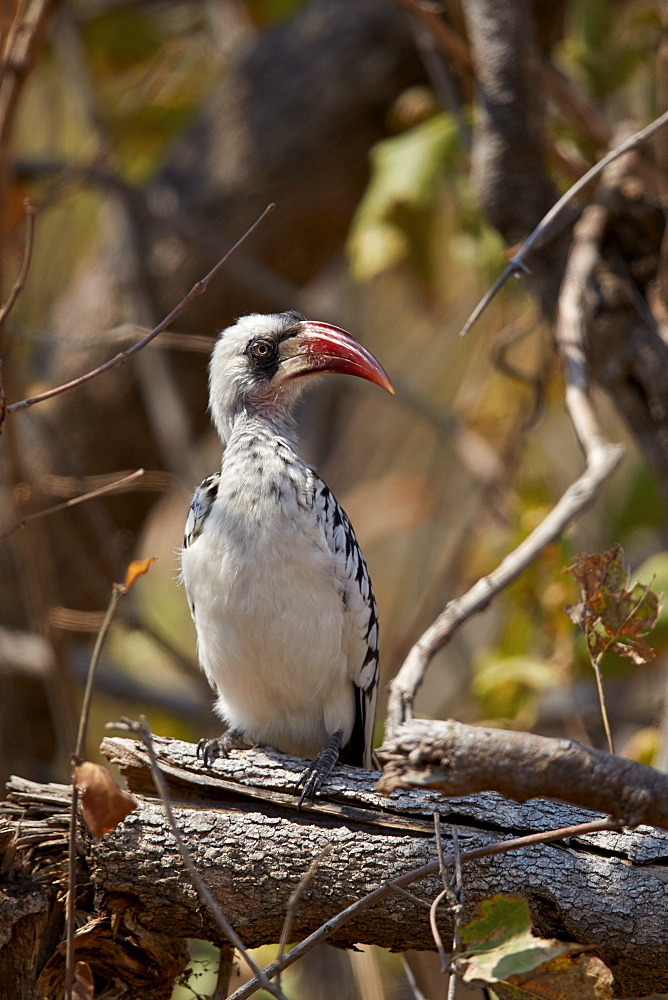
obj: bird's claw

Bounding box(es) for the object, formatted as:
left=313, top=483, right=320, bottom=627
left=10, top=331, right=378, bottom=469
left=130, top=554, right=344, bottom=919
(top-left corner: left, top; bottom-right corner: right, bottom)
left=295, top=729, right=343, bottom=808
left=197, top=730, right=246, bottom=766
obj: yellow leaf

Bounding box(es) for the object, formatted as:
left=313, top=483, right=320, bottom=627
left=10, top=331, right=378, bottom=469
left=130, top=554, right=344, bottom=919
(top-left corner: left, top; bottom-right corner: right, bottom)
left=124, top=556, right=157, bottom=591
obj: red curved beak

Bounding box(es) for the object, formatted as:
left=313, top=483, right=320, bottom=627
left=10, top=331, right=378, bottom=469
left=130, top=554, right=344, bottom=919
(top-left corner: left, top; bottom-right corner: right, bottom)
left=277, top=321, right=395, bottom=395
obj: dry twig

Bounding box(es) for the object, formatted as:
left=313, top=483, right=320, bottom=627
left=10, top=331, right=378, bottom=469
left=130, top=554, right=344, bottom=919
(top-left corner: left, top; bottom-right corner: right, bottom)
left=385, top=168, right=625, bottom=735
left=5, top=203, right=275, bottom=415
left=459, top=110, right=668, bottom=338
left=446, top=829, right=463, bottom=1000
left=0, top=468, right=145, bottom=541
left=0, top=197, right=36, bottom=327
left=65, top=581, right=130, bottom=1000
left=0, top=0, right=55, bottom=145
left=429, top=813, right=457, bottom=971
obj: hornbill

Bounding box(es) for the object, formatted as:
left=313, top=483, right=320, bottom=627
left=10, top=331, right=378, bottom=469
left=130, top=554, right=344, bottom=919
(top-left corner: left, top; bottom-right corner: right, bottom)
left=181, top=311, right=394, bottom=801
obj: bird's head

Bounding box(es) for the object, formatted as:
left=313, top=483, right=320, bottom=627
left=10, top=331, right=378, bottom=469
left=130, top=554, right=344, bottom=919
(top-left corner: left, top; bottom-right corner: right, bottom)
left=209, top=311, right=394, bottom=441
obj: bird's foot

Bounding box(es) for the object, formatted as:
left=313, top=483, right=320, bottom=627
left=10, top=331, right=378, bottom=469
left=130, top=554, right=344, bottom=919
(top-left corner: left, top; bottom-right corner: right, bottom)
left=296, top=730, right=343, bottom=807
left=197, top=729, right=247, bottom=766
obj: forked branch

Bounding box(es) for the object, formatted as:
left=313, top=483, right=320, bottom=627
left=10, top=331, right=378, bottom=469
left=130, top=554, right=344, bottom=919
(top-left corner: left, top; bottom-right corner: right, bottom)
left=384, top=134, right=627, bottom=736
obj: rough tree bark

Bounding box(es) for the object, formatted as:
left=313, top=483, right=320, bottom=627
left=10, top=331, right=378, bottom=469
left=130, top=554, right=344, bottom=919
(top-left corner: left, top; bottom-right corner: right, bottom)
left=1, top=738, right=668, bottom=998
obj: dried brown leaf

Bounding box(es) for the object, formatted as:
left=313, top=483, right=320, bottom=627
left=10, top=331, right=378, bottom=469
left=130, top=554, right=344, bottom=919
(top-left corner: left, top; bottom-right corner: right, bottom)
left=564, top=546, right=659, bottom=665
left=501, top=953, right=614, bottom=1000
left=565, top=545, right=627, bottom=598
left=74, top=761, right=136, bottom=839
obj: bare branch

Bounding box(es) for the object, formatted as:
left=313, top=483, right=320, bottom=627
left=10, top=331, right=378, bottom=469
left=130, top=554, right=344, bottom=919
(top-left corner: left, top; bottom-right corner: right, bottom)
left=0, top=197, right=36, bottom=327
left=459, top=109, right=668, bottom=337
left=384, top=438, right=622, bottom=733
left=386, top=169, right=626, bottom=736
left=377, top=718, right=668, bottom=829
left=0, top=0, right=55, bottom=145
left=0, top=468, right=145, bottom=541
left=5, top=203, right=275, bottom=415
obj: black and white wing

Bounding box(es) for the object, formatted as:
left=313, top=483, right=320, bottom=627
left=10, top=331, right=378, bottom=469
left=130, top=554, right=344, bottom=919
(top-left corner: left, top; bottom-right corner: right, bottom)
left=182, top=474, right=221, bottom=624
left=183, top=474, right=220, bottom=550
left=312, top=476, right=379, bottom=770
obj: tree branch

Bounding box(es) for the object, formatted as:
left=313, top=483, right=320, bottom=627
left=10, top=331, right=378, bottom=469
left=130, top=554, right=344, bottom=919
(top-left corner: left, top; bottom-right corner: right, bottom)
left=0, top=468, right=145, bottom=541
left=460, top=109, right=668, bottom=337
left=3, top=738, right=663, bottom=997
left=5, top=203, right=274, bottom=415
left=0, top=197, right=35, bottom=326
left=377, top=718, right=668, bottom=829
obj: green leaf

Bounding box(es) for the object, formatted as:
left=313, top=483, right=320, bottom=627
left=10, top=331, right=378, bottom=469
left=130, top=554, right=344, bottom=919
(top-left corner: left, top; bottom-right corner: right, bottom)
left=455, top=895, right=583, bottom=983
left=347, top=114, right=460, bottom=281
left=472, top=655, right=561, bottom=723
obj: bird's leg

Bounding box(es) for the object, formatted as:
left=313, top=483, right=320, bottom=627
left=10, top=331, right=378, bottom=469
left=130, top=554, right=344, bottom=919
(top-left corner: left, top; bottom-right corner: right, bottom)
left=296, top=729, right=343, bottom=807
left=197, top=728, right=248, bottom=766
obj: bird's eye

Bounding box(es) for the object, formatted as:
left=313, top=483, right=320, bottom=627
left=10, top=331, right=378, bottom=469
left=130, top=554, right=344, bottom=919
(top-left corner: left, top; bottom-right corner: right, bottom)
left=251, top=340, right=273, bottom=359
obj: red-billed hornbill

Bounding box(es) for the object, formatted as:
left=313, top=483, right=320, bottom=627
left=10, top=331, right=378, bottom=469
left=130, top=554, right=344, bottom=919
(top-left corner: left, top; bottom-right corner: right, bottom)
left=181, top=311, right=394, bottom=801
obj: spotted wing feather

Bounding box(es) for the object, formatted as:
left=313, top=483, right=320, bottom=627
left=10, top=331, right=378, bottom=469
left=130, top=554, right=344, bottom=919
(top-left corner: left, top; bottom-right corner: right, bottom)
left=183, top=475, right=221, bottom=624
left=183, top=474, right=221, bottom=551
left=312, top=476, right=379, bottom=769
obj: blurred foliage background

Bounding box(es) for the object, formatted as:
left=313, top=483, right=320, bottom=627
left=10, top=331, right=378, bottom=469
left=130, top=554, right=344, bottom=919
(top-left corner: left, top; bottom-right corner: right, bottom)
left=1, top=0, right=668, bottom=995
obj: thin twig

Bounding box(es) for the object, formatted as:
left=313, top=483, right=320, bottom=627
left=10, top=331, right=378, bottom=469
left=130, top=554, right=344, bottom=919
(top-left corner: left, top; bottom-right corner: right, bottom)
left=447, top=829, right=464, bottom=1000
left=387, top=884, right=432, bottom=910
left=65, top=581, right=128, bottom=1000
left=385, top=439, right=622, bottom=733
left=110, top=716, right=289, bottom=1000
left=450, top=827, right=463, bottom=938
left=459, top=109, right=668, bottom=337
left=587, top=574, right=655, bottom=756
left=394, top=0, right=473, bottom=70
left=0, top=468, right=144, bottom=541
left=430, top=812, right=455, bottom=971
left=74, top=589, right=126, bottom=763
left=276, top=844, right=332, bottom=988
left=229, top=815, right=623, bottom=1000
left=65, top=781, right=79, bottom=1000
left=591, top=656, right=614, bottom=754
left=0, top=0, right=55, bottom=146
left=430, top=815, right=461, bottom=974
left=0, top=197, right=36, bottom=326
left=5, top=203, right=275, bottom=415
left=429, top=886, right=451, bottom=971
